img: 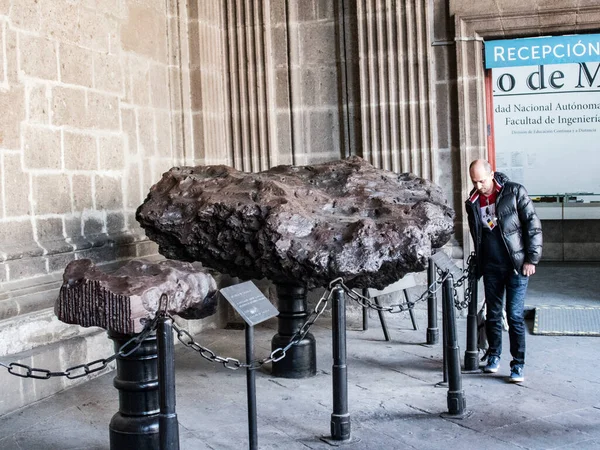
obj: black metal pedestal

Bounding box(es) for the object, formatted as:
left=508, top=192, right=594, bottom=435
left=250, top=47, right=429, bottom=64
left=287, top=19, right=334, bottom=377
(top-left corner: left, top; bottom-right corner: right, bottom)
left=330, top=286, right=350, bottom=441
left=440, top=278, right=470, bottom=419
left=321, top=286, right=360, bottom=445
left=108, top=331, right=160, bottom=450
left=271, top=284, right=317, bottom=378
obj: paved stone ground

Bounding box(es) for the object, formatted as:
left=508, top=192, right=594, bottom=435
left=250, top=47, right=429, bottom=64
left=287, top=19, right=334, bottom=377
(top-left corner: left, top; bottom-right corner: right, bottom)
left=1, top=262, right=599, bottom=450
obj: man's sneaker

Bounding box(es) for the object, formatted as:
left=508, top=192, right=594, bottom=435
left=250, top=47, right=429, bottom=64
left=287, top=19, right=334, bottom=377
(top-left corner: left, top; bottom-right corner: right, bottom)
left=509, top=365, right=524, bottom=383
left=483, top=356, right=500, bottom=373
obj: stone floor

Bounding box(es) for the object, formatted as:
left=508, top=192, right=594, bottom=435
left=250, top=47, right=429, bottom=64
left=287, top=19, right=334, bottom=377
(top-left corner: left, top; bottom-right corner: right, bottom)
left=1, top=261, right=599, bottom=450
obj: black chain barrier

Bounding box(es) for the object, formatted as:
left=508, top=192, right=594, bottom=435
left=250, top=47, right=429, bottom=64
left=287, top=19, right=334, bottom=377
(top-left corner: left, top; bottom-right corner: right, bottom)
left=0, top=312, right=161, bottom=380
left=436, top=252, right=476, bottom=311
left=452, top=253, right=476, bottom=310
left=0, top=256, right=476, bottom=380
left=0, top=281, right=337, bottom=378
left=342, top=252, right=476, bottom=313
left=340, top=273, right=449, bottom=314
left=173, top=280, right=336, bottom=370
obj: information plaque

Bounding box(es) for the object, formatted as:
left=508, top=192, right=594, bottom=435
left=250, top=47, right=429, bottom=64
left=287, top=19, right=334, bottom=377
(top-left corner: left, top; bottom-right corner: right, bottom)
left=220, top=281, right=279, bottom=327
left=431, top=252, right=464, bottom=279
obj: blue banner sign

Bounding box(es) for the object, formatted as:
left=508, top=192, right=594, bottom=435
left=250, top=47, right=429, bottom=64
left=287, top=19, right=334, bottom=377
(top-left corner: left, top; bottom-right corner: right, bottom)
left=485, top=34, right=600, bottom=68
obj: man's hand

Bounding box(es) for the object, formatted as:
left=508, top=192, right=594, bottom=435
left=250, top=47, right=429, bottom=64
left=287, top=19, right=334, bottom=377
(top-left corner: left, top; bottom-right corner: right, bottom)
left=522, top=262, right=536, bottom=277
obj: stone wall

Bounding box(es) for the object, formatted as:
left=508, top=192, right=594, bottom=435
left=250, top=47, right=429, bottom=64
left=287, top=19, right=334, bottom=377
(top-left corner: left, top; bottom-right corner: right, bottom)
left=431, top=0, right=461, bottom=230
left=182, top=0, right=346, bottom=170
left=353, top=1, right=436, bottom=179
left=0, top=0, right=208, bottom=416
left=0, top=1, right=187, bottom=283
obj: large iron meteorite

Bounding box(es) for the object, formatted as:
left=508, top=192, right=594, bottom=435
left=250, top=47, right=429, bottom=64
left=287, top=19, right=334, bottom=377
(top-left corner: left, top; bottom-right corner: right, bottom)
left=136, top=156, right=455, bottom=289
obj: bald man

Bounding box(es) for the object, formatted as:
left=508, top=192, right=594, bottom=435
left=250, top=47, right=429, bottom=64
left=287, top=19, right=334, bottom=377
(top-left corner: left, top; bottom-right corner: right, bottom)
left=465, top=160, right=542, bottom=383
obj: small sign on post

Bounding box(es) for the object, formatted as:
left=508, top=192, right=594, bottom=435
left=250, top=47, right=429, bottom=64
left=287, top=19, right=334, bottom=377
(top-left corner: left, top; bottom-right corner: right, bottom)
left=220, top=281, right=279, bottom=450
left=431, top=251, right=464, bottom=280
left=220, top=281, right=279, bottom=327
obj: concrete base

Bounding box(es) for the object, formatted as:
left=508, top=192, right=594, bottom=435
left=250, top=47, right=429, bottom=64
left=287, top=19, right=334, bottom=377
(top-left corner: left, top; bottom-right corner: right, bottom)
left=440, top=410, right=474, bottom=420
left=320, top=435, right=361, bottom=446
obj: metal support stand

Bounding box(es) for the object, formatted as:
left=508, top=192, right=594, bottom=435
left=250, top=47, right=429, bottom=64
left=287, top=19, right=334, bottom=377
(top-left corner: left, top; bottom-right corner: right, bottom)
left=364, top=284, right=416, bottom=341
left=361, top=288, right=369, bottom=331
left=427, top=257, right=439, bottom=345
left=271, top=284, right=316, bottom=378
left=404, top=290, right=419, bottom=331
left=246, top=324, right=258, bottom=450
left=108, top=331, right=160, bottom=450
left=362, top=289, right=391, bottom=340
left=373, top=296, right=391, bottom=341
left=435, top=273, right=448, bottom=388
left=463, top=272, right=480, bottom=373
left=440, top=278, right=470, bottom=419
left=330, top=286, right=350, bottom=441
left=322, top=286, right=358, bottom=446
left=157, top=316, right=179, bottom=450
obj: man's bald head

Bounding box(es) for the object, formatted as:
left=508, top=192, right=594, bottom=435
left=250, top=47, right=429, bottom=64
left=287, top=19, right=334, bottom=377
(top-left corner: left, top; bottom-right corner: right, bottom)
left=469, top=159, right=495, bottom=196
left=469, top=159, right=492, bottom=174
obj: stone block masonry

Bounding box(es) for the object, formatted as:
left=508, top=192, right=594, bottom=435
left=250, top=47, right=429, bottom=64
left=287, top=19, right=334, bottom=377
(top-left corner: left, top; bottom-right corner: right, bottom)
left=0, top=0, right=214, bottom=418
left=0, top=0, right=185, bottom=284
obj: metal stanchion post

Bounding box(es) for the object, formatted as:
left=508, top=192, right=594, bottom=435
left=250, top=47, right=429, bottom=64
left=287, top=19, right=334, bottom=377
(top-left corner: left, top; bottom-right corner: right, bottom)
left=441, top=278, right=470, bottom=419
left=463, top=271, right=480, bottom=373
left=427, top=257, right=439, bottom=345
left=435, top=270, right=448, bottom=388
left=331, top=286, right=350, bottom=441
left=246, top=324, right=258, bottom=450
left=361, top=288, right=369, bottom=331
left=322, top=286, right=358, bottom=444
left=157, top=316, right=180, bottom=450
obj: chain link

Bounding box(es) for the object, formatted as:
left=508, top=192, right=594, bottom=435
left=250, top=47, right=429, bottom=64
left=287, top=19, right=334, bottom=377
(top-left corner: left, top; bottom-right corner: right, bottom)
left=0, top=283, right=334, bottom=378
left=171, top=323, right=247, bottom=370
left=0, top=312, right=162, bottom=380
left=451, top=253, right=477, bottom=310
left=340, top=272, right=449, bottom=314
left=348, top=253, right=477, bottom=313
left=172, top=287, right=335, bottom=370
left=433, top=252, right=477, bottom=310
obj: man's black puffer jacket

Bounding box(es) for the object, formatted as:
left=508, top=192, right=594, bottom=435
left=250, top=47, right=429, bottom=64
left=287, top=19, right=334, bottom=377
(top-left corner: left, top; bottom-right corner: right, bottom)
left=465, top=172, right=543, bottom=277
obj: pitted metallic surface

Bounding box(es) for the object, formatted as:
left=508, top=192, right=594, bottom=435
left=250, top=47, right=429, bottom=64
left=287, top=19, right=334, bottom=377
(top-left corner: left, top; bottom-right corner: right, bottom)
left=55, top=259, right=218, bottom=333
left=136, top=156, right=455, bottom=289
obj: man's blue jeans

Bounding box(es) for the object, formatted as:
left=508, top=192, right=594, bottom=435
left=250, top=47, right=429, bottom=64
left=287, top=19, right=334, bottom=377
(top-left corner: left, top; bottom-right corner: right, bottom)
left=483, top=268, right=528, bottom=366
